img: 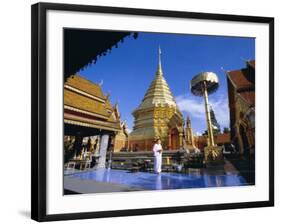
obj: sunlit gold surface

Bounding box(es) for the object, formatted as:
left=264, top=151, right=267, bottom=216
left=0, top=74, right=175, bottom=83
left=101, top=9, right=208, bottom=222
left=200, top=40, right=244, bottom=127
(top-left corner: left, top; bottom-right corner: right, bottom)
left=190, top=72, right=219, bottom=96
left=64, top=74, right=121, bottom=132
left=129, top=48, right=184, bottom=150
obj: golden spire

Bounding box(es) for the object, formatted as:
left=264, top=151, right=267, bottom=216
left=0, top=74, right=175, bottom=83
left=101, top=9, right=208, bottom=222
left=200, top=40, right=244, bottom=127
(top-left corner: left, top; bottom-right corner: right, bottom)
left=157, top=46, right=163, bottom=75
left=134, top=46, right=177, bottom=110
left=129, top=46, right=184, bottom=148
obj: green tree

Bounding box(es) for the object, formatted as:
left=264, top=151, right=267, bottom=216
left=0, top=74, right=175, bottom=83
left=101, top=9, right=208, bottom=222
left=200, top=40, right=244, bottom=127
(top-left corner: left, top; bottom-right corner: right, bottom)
left=223, top=127, right=230, bottom=134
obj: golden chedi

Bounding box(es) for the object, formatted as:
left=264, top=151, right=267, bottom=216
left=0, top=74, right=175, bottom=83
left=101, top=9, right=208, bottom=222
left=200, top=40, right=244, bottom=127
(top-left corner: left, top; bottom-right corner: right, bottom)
left=128, top=47, right=184, bottom=151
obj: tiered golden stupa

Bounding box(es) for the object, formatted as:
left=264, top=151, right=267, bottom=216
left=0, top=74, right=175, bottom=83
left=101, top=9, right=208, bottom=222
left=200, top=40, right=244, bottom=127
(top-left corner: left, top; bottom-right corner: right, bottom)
left=128, top=47, right=184, bottom=151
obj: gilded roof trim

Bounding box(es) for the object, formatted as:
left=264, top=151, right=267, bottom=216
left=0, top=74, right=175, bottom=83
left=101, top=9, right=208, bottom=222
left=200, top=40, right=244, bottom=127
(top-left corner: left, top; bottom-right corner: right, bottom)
left=64, top=84, right=105, bottom=103
left=64, top=105, right=109, bottom=120
left=64, top=113, right=121, bottom=131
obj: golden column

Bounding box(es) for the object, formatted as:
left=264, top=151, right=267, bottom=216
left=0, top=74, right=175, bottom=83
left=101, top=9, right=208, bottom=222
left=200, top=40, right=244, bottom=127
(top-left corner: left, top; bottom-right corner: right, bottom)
left=202, top=81, right=215, bottom=146
left=190, top=72, right=223, bottom=163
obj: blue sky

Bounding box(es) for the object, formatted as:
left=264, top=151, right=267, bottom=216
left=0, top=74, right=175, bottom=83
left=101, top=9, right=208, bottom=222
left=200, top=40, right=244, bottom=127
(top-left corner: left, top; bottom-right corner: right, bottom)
left=79, top=32, right=255, bottom=134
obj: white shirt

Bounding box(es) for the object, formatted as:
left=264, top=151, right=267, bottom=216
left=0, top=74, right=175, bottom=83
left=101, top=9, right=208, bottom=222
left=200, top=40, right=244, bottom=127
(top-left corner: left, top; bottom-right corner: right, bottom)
left=153, top=143, right=162, bottom=157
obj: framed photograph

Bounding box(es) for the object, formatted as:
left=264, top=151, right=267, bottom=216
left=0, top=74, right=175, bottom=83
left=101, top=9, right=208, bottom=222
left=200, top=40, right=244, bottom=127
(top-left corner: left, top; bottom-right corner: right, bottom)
left=31, top=2, right=274, bottom=222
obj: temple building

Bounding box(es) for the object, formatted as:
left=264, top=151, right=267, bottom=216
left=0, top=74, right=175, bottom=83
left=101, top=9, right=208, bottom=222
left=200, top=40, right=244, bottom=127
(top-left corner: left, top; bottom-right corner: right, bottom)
left=226, top=60, right=255, bottom=157
left=64, top=74, right=122, bottom=167
left=112, top=121, right=129, bottom=152
left=194, top=133, right=231, bottom=150
left=128, top=48, right=185, bottom=151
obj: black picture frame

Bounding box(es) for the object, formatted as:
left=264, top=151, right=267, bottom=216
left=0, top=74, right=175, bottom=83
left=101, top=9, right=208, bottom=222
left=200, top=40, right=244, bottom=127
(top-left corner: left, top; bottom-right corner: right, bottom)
left=31, top=2, right=274, bottom=222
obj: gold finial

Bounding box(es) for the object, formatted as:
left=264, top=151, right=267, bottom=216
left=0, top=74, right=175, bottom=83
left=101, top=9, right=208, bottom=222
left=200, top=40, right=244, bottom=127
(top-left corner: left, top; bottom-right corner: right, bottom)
left=157, top=45, right=163, bottom=75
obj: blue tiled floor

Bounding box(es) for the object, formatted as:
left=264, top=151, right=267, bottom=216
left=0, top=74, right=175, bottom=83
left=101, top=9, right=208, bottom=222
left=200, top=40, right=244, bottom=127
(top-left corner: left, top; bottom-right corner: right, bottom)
left=67, top=169, right=248, bottom=190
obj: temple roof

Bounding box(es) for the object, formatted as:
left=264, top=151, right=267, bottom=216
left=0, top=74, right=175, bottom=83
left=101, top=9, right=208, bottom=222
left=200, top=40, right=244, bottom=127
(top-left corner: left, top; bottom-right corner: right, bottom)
left=227, top=69, right=253, bottom=91
left=226, top=60, right=255, bottom=107
left=66, top=75, right=105, bottom=100
left=64, top=74, right=121, bottom=132
left=64, top=89, right=109, bottom=117
left=134, top=47, right=177, bottom=111
left=215, top=133, right=231, bottom=144
left=195, top=133, right=231, bottom=145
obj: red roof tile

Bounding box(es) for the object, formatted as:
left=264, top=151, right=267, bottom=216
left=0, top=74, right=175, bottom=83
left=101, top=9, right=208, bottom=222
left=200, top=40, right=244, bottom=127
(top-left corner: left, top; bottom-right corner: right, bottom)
left=215, top=133, right=231, bottom=143
left=227, top=69, right=253, bottom=90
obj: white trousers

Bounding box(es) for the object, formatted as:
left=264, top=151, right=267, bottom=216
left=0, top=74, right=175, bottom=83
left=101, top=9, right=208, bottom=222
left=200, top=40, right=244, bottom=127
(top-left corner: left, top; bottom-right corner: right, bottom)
left=154, top=154, right=162, bottom=173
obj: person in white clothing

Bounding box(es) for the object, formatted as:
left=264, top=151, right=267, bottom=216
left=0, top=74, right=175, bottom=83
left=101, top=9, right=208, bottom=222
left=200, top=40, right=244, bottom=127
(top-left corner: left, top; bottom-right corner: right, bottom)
left=153, top=138, right=163, bottom=174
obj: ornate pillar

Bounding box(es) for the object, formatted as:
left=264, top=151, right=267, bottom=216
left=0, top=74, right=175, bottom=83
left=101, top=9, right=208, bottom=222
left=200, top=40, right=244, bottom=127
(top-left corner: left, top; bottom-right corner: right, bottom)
left=96, top=134, right=109, bottom=169
left=202, top=81, right=215, bottom=146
